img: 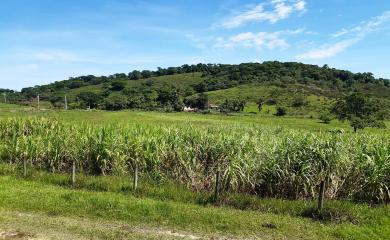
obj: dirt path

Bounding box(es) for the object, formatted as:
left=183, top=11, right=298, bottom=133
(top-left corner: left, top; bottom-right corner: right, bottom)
left=0, top=210, right=253, bottom=240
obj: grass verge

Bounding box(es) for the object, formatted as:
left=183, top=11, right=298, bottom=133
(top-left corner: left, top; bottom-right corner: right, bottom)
left=0, top=170, right=389, bottom=239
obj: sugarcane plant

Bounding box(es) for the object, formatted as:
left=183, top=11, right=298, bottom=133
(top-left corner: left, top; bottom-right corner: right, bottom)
left=0, top=118, right=388, bottom=204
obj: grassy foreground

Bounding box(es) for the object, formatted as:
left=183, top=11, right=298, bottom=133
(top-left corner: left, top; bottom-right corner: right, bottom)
left=0, top=169, right=389, bottom=240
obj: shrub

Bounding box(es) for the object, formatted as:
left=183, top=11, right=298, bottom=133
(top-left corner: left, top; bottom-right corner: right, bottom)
left=275, top=106, right=287, bottom=116
left=110, top=81, right=126, bottom=91
left=319, top=112, right=332, bottom=124
left=77, top=92, right=103, bottom=109
left=219, top=99, right=246, bottom=114
left=292, top=96, right=308, bottom=108
left=265, top=98, right=278, bottom=105
left=104, top=95, right=128, bottom=111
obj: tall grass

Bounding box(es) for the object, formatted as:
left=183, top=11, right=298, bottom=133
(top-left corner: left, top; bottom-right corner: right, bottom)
left=0, top=118, right=388, bottom=203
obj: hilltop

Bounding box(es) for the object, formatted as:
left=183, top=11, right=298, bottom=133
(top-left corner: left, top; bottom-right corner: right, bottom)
left=2, top=61, right=390, bottom=116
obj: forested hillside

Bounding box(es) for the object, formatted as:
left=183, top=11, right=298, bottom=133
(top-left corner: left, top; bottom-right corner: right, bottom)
left=1, top=61, right=390, bottom=116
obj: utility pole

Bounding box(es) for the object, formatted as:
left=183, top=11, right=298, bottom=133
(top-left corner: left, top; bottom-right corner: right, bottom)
left=2, top=93, right=6, bottom=103
left=37, top=94, right=40, bottom=110
left=64, top=95, right=68, bottom=110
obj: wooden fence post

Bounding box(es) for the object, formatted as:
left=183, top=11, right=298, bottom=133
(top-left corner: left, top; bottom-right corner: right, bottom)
left=23, top=159, right=27, bottom=177
left=214, top=167, right=220, bottom=202
left=318, top=178, right=326, bottom=212
left=133, top=163, right=138, bottom=193
left=72, top=159, right=76, bottom=185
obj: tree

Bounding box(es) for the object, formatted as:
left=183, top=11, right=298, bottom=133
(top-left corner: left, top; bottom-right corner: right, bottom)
left=68, top=80, right=85, bottom=89
left=219, top=99, right=246, bottom=114
left=128, top=70, right=142, bottom=80
left=77, top=92, right=103, bottom=109
left=156, top=86, right=181, bottom=107
left=110, top=81, right=126, bottom=91
left=332, top=93, right=385, bottom=132
left=104, top=94, right=128, bottom=111
left=123, top=86, right=158, bottom=109
left=173, top=97, right=185, bottom=112
left=141, top=70, right=152, bottom=78
left=49, top=95, right=65, bottom=108
left=184, top=93, right=208, bottom=110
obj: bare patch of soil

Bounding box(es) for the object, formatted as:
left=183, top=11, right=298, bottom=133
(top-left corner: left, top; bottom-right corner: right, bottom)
left=0, top=231, right=33, bottom=240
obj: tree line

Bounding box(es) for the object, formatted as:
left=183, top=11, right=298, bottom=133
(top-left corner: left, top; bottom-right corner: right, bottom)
left=1, top=62, right=389, bottom=115
left=3, top=62, right=389, bottom=100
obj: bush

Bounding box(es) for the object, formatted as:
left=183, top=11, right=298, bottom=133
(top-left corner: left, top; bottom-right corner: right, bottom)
left=275, top=106, right=287, bottom=116
left=265, top=98, right=278, bottom=105
left=77, top=92, right=103, bottom=109
left=319, top=112, right=332, bottom=124
left=292, top=96, right=308, bottom=108
left=110, top=81, right=126, bottom=91
left=184, top=93, right=209, bottom=110
left=219, top=99, right=246, bottom=114
left=104, top=95, right=128, bottom=111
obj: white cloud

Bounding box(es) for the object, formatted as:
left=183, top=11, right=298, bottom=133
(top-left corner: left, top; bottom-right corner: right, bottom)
left=332, top=11, right=390, bottom=39
left=9, top=49, right=163, bottom=66
left=221, top=0, right=307, bottom=29
left=267, top=38, right=289, bottom=50
left=331, top=28, right=349, bottom=38
left=214, top=28, right=303, bottom=50
left=297, top=39, right=359, bottom=59
left=31, top=50, right=84, bottom=62
left=230, top=32, right=255, bottom=42
left=294, top=0, right=306, bottom=11
left=298, top=11, right=390, bottom=60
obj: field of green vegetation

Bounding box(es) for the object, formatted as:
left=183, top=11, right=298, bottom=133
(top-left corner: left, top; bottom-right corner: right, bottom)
left=0, top=103, right=389, bottom=239
left=1, top=117, right=389, bottom=201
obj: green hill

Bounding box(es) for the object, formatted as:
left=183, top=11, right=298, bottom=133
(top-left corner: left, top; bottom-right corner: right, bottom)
left=2, top=62, right=390, bottom=116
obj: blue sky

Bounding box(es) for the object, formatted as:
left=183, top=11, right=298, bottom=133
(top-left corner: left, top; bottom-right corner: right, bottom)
left=0, top=0, right=389, bottom=90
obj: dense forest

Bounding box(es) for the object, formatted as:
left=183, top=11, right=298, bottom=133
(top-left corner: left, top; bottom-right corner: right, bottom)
left=2, top=61, right=390, bottom=113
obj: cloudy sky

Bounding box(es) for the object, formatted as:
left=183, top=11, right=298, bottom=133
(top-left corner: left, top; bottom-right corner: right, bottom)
left=0, top=0, right=389, bottom=90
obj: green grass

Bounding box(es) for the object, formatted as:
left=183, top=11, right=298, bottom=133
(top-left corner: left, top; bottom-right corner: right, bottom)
left=0, top=173, right=389, bottom=240
left=0, top=102, right=388, bottom=134
left=0, top=107, right=351, bottom=130
left=0, top=104, right=389, bottom=239
left=205, top=83, right=336, bottom=117
left=0, top=103, right=29, bottom=110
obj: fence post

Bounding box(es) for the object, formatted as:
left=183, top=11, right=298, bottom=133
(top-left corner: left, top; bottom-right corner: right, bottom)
left=318, top=178, right=326, bottom=212
left=23, top=159, right=27, bottom=177
left=133, top=163, right=138, bottom=193
left=214, top=166, right=220, bottom=202
left=72, top=159, right=76, bottom=185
